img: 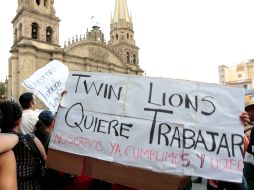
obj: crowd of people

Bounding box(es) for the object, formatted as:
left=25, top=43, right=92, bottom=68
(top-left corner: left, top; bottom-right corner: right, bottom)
left=0, top=91, right=253, bottom=190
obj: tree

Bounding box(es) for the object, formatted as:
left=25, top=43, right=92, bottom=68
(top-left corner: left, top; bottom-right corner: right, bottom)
left=0, top=82, right=5, bottom=99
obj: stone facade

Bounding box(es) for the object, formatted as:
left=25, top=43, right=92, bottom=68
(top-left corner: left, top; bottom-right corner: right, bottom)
left=218, top=59, right=254, bottom=89
left=8, top=0, right=143, bottom=108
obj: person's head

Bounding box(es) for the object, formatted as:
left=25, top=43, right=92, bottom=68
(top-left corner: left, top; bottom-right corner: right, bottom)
left=19, top=92, right=36, bottom=110
left=35, top=110, right=55, bottom=132
left=245, top=99, right=254, bottom=123
left=0, top=100, right=23, bottom=133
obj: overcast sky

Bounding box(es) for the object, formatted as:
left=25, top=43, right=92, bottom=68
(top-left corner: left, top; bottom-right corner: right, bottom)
left=1, top=0, right=254, bottom=83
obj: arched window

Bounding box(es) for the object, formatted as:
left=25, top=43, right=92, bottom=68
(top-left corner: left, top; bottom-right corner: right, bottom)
left=127, top=52, right=130, bottom=63
left=127, top=33, right=129, bottom=39
left=14, top=28, right=17, bottom=43
left=46, top=27, right=52, bottom=43
left=116, top=34, right=118, bottom=40
left=31, top=22, right=39, bottom=39
left=44, top=0, right=48, bottom=7
left=36, top=0, right=40, bottom=6
left=133, top=54, right=136, bottom=64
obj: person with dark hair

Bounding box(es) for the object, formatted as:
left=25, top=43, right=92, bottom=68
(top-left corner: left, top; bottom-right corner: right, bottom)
left=19, top=92, right=39, bottom=134
left=34, top=110, right=55, bottom=153
left=34, top=110, right=95, bottom=190
left=34, top=110, right=64, bottom=190
left=0, top=100, right=23, bottom=133
left=0, top=100, right=47, bottom=190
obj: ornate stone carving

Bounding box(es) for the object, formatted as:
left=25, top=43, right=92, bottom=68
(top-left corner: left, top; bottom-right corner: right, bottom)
left=88, top=47, right=109, bottom=60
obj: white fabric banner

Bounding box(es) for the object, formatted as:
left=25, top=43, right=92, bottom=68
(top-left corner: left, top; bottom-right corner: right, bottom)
left=50, top=71, right=245, bottom=182
left=22, top=60, right=69, bottom=113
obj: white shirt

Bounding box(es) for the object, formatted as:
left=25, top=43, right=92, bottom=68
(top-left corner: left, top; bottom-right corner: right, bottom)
left=21, top=109, right=39, bottom=134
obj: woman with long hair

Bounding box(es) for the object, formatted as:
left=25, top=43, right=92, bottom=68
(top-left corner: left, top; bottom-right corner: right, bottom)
left=0, top=100, right=46, bottom=190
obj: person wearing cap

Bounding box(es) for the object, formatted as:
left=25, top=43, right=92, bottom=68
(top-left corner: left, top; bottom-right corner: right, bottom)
left=34, top=110, right=95, bottom=190
left=34, top=110, right=65, bottom=190
left=34, top=110, right=56, bottom=153
left=0, top=100, right=47, bottom=190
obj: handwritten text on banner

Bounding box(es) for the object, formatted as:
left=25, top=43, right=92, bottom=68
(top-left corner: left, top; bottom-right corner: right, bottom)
left=22, top=60, right=69, bottom=113
left=50, top=71, right=245, bottom=183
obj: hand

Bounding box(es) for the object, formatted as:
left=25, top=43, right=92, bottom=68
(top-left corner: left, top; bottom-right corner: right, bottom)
left=208, top=179, right=218, bottom=188
left=240, top=111, right=250, bottom=126
left=61, top=90, right=67, bottom=97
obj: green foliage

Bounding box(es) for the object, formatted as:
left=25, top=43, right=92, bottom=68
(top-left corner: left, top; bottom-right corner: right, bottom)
left=0, top=82, right=5, bottom=99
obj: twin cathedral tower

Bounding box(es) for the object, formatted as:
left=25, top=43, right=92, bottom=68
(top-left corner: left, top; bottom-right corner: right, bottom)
left=8, top=0, right=143, bottom=101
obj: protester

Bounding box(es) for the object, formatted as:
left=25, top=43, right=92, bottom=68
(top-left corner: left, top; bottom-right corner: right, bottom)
left=244, top=99, right=254, bottom=139
left=0, top=134, right=19, bottom=190
left=206, top=111, right=249, bottom=190
left=34, top=109, right=96, bottom=190
left=245, top=129, right=254, bottom=190
left=19, top=92, right=39, bottom=134
left=34, top=110, right=55, bottom=153
left=34, top=110, right=65, bottom=190
left=244, top=99, right=254, bottom=190
left=0, top=100, right=46, bottom=190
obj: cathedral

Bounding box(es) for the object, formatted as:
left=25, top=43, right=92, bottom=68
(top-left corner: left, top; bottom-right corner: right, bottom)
left=8, top=0, right=143, bottom=104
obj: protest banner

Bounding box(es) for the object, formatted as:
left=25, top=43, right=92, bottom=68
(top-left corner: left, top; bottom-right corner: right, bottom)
left=22, top=60, right=69, bottom=113
left=49, top=71, right=245, bottom=183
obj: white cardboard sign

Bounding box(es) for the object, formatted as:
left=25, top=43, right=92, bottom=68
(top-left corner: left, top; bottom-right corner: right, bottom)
left=22, top=60, right=69, bottom=113
left=50, top=71, right=245, bottom=183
